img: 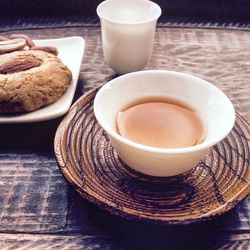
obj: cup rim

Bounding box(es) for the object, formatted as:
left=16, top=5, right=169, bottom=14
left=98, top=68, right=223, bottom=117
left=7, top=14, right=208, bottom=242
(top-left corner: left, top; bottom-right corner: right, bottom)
left=96, top=0, right=162, bottom=25
left=94, top=70, right=236, bottom=155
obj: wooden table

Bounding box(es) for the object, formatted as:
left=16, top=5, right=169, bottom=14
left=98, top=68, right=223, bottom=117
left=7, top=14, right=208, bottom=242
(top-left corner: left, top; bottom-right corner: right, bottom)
left=0, top=22, right=249, bottom=249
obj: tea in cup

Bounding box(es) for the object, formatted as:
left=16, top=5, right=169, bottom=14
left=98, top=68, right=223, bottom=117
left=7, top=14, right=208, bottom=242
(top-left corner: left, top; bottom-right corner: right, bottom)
left=94, top=70, right=235, bottom=176
left=116, top=96, right=206, bottom=148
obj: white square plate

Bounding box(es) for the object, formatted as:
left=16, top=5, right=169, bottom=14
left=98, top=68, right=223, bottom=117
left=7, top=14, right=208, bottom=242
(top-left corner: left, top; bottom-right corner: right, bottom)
left=0, top=36, right=85, bottom=123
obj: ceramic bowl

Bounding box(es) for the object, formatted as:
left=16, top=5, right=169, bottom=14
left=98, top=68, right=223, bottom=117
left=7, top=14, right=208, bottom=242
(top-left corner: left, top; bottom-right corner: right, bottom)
left=94, top=70, right=235, bottom=176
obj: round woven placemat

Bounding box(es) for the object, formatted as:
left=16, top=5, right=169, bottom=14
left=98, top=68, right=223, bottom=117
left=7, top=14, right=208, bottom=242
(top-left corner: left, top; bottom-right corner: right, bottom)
left=54, top=87, right=250, bottom=225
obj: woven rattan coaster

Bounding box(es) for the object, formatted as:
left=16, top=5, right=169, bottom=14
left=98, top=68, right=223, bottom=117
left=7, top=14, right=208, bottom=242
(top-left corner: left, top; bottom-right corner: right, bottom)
left=55, top=87, right=250, bottom=225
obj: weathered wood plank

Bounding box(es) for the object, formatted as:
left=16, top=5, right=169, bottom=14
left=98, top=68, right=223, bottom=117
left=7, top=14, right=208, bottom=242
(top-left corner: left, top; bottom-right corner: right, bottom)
left=0, top=233, right=114, bottom=250
left=0, top=154, right=68, bottom=232
left=0, top=152, right=248, bottom=235
left=0, top=232, right=248, bottom=250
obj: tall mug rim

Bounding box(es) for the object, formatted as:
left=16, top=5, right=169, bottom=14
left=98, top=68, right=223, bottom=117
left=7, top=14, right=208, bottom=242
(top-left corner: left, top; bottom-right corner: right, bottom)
left=96, top=0, right=162, bottom=25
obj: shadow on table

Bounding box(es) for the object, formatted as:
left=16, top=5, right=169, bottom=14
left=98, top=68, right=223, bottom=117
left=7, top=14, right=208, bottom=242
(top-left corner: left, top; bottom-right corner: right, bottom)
left=0, top=73, right=117, bottom=153
left=0, top=118, right=62, bottom=152
left=67, top=188, right=246, bottom=250
left=0, top=78, right=88, bottom=153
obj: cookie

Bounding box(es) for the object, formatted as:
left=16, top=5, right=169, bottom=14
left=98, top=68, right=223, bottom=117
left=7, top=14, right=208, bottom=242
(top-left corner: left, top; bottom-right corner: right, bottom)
left=0, top=50, right=72, bottom=113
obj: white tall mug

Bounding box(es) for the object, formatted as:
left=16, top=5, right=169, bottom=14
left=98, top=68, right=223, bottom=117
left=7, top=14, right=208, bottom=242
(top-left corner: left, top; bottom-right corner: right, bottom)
left=97, top=0, right=161, bottom=75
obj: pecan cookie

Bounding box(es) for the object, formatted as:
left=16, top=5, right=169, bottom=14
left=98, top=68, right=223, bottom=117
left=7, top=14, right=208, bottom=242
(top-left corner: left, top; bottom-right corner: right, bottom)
left=0, top=50, right=72, bottom=113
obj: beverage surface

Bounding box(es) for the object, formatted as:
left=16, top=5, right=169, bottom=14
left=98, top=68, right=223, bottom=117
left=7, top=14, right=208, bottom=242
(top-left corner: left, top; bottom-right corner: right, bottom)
left=117, top=97, right=206, bottom=148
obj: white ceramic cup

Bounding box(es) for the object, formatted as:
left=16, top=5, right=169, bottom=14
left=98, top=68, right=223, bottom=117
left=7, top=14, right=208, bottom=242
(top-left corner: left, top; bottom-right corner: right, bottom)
left=97, top=0, right=162, bottom=75
left=94, top=70, right=235, bottom=177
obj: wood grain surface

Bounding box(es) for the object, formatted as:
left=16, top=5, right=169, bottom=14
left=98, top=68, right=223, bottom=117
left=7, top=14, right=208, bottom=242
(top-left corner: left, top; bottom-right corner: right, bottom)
left=0, top=26, right=249, bottom=249
left=0, top=0, right=250, bottom=30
